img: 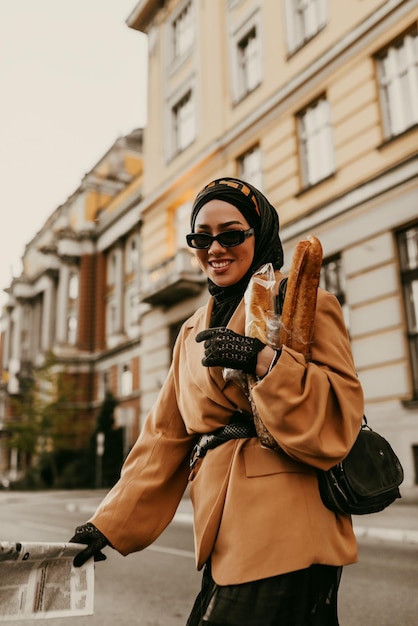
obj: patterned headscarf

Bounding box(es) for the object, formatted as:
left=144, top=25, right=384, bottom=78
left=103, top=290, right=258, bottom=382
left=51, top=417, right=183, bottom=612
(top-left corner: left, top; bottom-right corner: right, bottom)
left=190, top=177, right=284, bottom=326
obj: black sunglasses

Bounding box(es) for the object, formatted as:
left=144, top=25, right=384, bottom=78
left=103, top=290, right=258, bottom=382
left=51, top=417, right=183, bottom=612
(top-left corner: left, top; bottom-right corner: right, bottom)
left=186, top=227, right=254, bottom=250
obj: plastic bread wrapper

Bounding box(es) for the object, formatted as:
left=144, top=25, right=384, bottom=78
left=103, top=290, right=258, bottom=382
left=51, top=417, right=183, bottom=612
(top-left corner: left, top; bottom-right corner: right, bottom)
left=244, top=263, right=277, bottom=345
left=223, top=263, right=278, bottom=387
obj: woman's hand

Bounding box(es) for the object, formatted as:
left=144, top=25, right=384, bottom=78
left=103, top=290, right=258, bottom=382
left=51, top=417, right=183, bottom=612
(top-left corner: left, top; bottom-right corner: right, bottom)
left=69, top=522, right=109, bottom=567
left=196, top=327, right=267, bottom=374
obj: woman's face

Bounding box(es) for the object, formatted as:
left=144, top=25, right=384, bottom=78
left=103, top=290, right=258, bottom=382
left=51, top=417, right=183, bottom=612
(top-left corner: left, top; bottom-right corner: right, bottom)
left=192, top=199, right=255, bottom=287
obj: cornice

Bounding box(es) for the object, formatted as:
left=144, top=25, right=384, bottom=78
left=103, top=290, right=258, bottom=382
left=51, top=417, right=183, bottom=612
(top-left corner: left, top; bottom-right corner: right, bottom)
left=126, top=0, right=162, bottom=31
left=280, top=155, right=418, bottom=242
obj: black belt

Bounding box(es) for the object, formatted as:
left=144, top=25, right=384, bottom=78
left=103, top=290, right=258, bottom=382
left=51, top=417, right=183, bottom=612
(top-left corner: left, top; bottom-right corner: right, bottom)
left=190, top=410, right=256, bottom=469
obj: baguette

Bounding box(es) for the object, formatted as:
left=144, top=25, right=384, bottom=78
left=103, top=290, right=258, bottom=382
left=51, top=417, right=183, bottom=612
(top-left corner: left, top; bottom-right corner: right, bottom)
left=278, top=235, right=323, bottom=360
left=248, top=235, right=323, bottom=449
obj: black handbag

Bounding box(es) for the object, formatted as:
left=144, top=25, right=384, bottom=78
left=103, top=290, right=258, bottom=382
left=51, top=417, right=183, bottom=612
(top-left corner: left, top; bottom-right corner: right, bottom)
left=317, top=417, right=404, bottom=515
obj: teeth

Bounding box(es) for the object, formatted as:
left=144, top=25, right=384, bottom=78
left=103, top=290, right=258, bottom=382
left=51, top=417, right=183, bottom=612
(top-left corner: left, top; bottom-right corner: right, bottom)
left=211, top=260, right=230, bottom=268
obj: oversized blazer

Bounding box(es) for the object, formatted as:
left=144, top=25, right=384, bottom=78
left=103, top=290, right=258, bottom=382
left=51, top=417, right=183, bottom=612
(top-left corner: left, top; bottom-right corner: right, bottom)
left=90, top=271, right=364, bottom=585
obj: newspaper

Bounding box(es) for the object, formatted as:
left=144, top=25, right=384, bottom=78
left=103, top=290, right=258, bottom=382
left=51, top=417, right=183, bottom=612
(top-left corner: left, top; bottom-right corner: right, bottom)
left=0, top=541, right=94, bottom=621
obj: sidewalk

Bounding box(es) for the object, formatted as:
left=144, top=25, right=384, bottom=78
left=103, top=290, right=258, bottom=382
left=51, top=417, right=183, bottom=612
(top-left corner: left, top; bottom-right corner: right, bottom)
left=351, top=499, right=418, bottom=544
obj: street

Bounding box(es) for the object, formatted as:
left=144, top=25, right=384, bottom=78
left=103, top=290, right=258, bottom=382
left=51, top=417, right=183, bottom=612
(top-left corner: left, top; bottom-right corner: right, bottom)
left=0, top=490, right=417, bottom=625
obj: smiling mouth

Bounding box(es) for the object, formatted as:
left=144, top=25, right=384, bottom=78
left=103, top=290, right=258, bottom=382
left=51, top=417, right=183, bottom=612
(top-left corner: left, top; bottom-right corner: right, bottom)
left=210, top=260, right=232, bottom=269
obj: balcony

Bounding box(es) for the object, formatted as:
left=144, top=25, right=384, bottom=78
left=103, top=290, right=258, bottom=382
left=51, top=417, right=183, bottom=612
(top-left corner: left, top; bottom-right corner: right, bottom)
left=142, top=248, right=206, bottom=306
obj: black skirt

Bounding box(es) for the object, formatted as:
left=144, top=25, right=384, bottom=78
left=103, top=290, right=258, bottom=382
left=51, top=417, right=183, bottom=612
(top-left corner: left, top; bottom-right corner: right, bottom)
left=186, top=562, right=342, bottom=626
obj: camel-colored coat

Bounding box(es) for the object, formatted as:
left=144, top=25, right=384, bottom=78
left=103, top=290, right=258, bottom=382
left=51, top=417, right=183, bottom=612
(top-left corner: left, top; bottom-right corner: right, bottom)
left=90, top=273, right=364, bottom=585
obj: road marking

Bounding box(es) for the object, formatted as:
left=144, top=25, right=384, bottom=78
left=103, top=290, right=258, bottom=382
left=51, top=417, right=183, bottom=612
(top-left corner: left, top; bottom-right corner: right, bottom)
left=354, top=525, right=418, bottom=544
left=146, top=544, right=195, bottom=559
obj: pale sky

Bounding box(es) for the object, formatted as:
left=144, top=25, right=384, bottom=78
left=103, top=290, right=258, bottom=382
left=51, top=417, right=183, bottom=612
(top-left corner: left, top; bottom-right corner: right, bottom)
left=0, top=0, right=148, bottom=307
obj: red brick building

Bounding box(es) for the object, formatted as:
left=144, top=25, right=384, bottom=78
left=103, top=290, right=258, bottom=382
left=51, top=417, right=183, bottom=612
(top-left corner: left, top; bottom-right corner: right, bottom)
left=0, top=129, right=144, bottom=484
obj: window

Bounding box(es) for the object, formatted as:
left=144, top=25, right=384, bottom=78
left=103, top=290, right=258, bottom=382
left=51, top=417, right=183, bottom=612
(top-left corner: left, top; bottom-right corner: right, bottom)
left=99, top=371, right=109, bottom=401
left=125, top=289, right=140, bottom=336
left=125, top=236, right=139, bottom=275
left=67, top=315, right=77, bottom=345
left=175, top=201, right=193, bottom=249
left=107, top=300, right=117, bottom=336
left=117, top=406, right=135, bottom=456
left=120, top=364, right=133, bottom=397
left=297, top=96, right=335, bottom=187
left=397, top=223, right=418, bottom=397
left=68, top=273, right=79, bottom=300
left=238, top=145, right=263, bottom=190
left=171, top=1, right=193, bottom=61
left=67, top=272, right=79, bottom=345
left=376, top=29, right=418, bottom=139
left=284, top=0, right=327, bottom=54
left=231, top=14, right=262, bottom=103
left=237, top=27, right=261, bottom=96
left=107, top=251, right=117, bottom=286
left=320, top=254, right=349, bottom=330
left=172, top=89, right=196, bottom=155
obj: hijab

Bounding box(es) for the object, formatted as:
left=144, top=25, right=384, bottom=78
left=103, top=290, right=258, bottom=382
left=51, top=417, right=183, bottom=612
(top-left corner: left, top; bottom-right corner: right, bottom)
left=190, top=177, right=284, bottom=327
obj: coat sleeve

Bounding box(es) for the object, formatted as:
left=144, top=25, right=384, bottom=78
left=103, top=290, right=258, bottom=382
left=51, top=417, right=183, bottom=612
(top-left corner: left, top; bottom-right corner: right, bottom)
left=251, top=290, right=364, bottom=469
left=89, top=327, right=196, bottom=556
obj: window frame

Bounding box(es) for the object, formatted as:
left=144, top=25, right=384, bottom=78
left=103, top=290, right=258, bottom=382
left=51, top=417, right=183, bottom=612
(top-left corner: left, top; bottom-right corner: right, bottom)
left=66, top=270, right=79, bottom=345
left=120, top=363, right=133, bottom=397
left=396, top=223, right=418, bottom=399
left=68, top=272, right=79, bottom=301
left=98, top=370, right=110, bottom=402
left=67, top=314, right=78, bottom=346
left=169, top=0, right=194, bottom=69
left=125, top=234, right=139, bottom=275
left=320, top=253, right=350, bottom=331
left=106, top=299, right=117, bottom=337
left=107, top=250, right=117, bottom=286
left=237, top=144, right=263, bottom=191
left=167, top=78, right=197, bottom=159
left=376, top=28, right=418, bottom=140
left=297, top=95, right=335, bottom=188
left=230, top=9, right=263, bottom=104
left=174, top=201, right=194, bottom=250
left=124, top=287, right=141, bottom=337
left=284, top=0, right=327, bottom=55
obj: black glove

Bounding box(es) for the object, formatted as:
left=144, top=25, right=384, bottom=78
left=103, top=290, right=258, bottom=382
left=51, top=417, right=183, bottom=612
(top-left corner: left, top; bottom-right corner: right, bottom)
left=69, top=522, right=109, bottom=567
left=196, top=327, right=265, bottom=374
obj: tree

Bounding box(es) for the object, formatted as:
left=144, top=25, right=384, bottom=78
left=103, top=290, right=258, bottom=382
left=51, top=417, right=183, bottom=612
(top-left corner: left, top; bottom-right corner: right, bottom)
left=7, top=352, right=82, bottom=488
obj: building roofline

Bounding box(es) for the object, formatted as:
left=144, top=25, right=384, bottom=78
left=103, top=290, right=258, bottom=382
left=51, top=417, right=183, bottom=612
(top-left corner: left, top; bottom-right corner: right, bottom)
left=126, top=0, right=162, bottom=32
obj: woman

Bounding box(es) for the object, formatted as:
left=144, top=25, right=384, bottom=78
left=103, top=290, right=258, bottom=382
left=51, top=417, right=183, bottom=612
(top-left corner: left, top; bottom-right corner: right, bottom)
left=70, top=178, right=364, bottom=625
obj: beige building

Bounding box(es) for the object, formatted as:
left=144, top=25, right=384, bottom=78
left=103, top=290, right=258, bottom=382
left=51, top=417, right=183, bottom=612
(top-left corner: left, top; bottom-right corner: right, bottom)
left=1, top=0, right=417, bottom=492
left=126, top=0, right=418, bottom=489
